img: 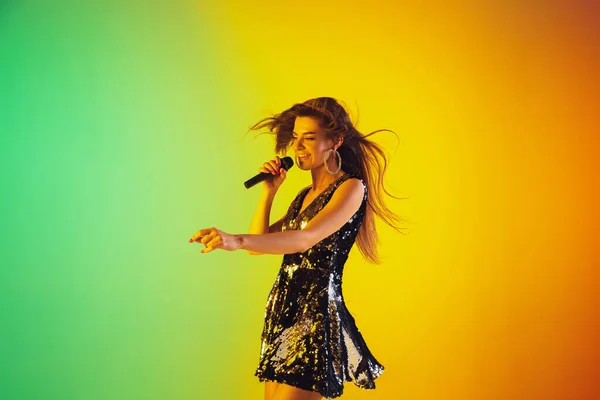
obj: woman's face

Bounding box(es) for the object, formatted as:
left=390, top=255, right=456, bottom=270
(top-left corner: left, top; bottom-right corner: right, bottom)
left=292, top=116, right=335, bottom=171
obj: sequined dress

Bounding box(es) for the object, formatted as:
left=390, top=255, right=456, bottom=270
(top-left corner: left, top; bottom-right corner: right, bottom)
left=254, top=173, right=384, bottom=399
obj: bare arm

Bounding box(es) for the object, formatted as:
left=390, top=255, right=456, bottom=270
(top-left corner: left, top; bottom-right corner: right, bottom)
left=248, top=189, right=276, bottom=235
left=237, top=178, right=365, bottom=255
left=190, top=179, right=365, bottom=255
left=247, top=189, right=284, bottom=255
left=245, top=156, right=287, bottom=255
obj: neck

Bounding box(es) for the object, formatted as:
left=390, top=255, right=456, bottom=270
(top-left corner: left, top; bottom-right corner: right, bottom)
left=310, top=166, right=345, bottom=191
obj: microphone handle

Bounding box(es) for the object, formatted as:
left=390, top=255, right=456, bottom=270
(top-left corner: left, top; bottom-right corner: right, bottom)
left=244, top=172, right=274, bottom=189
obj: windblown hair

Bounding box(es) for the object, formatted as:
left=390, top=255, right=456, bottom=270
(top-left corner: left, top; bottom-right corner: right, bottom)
left=250, top=97, right=406, bottom=264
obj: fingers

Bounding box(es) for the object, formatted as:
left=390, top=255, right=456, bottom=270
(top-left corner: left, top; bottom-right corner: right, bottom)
left=189, top=228, right=214, bottom=243
left=202, top=235, right=222, bottom=253
left=188, top=228, right=223, bottom=254
left=200, top=234, right=212, bottom=245
left=265, top=160, right=278, bottom=174
left=259, top=157, right=283, bottom=175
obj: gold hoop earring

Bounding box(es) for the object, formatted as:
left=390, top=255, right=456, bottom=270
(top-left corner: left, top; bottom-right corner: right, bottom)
left=324, top=149, right=342, bottom=175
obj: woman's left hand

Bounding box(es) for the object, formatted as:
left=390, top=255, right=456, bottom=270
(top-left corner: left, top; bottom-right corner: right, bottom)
left=189, top=227, right=242, bottom=253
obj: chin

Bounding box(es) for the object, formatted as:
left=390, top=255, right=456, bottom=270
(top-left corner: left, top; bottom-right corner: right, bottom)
left=296, top=158, right=312, bottom=170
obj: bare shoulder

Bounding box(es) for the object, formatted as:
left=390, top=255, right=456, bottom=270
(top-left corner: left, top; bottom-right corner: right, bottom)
left=325, top=177, right=365, bottom=213
left=334, top=177, right=365, bottom=198
left=300, top=177, right=367, bottom=249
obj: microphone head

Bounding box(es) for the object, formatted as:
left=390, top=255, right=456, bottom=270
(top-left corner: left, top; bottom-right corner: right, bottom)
left=280, top=156, right=294, bottom=170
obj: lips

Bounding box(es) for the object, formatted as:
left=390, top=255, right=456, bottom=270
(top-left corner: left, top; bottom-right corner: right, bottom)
left=297, top=154, right=310, bottom=159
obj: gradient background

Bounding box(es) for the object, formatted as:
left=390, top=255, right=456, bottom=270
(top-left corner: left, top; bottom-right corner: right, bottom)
left=1, top=1, right=598, bottom=399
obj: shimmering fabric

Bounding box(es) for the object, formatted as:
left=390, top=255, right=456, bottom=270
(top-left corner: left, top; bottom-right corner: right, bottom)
left=254, top=173, right=384, bottom=399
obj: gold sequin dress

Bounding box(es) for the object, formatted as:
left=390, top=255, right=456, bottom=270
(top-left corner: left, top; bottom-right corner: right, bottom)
left=254, top=173, right=384, bottom=399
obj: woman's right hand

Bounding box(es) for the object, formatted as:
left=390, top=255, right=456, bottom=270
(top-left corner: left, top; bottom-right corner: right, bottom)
left=259, top=155, right=287, bottom=193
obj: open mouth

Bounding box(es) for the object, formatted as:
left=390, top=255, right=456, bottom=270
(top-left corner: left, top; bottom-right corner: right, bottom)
left=297, top=154, right=310, bottom=160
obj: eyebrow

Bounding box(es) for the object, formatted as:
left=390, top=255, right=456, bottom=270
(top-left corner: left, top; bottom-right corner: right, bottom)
left=292, top=131, right=316, bottom=135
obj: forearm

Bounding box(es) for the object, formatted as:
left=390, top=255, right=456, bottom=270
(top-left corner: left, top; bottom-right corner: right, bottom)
left=238, top=230, right=308, bottom=255
left=248, top=189, right=276, bottom=234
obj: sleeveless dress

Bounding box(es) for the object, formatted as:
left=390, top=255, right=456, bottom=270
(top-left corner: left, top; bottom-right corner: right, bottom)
left=254, top=173, right=384, bottom=399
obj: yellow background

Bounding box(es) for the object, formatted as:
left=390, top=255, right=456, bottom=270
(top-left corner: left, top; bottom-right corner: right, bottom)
left=0, top=2, right=598, bottom=399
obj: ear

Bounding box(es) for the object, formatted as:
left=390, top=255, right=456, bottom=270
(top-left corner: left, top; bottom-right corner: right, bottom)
left=334, top=136, right=344, bottom=150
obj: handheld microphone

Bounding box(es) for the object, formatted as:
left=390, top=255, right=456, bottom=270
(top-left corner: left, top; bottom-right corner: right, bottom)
left=244, top=156, right=294, bottom=189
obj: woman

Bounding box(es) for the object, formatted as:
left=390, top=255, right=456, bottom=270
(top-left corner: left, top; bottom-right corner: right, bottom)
left=189, top=97, right=404, bottom=399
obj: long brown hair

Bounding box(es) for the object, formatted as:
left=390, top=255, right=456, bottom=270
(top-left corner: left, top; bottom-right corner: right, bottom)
left=249, top=97, right=406, bottom=264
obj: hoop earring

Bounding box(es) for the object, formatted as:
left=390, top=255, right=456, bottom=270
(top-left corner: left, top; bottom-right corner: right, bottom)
left=324, top=148, right=342, bottom=175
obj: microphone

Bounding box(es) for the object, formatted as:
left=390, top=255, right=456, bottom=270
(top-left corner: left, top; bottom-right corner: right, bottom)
left=244, top=156, right=294, bottom=189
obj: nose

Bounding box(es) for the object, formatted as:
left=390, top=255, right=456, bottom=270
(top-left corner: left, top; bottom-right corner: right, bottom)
left=294, top=137, right=305, bottom=150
